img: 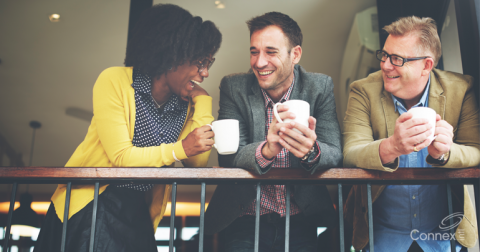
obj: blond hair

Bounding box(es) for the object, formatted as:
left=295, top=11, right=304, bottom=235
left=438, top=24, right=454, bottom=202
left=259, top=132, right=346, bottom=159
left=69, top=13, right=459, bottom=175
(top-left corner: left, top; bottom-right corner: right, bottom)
left=383, top=16, right=441, bottom=67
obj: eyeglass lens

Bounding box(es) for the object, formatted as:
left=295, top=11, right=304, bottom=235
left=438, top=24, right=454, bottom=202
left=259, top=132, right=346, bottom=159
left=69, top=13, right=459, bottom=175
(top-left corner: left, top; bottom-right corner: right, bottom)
left=198, top=58, right=215, bottom=73
left=376, top=51, right=405, bottom=66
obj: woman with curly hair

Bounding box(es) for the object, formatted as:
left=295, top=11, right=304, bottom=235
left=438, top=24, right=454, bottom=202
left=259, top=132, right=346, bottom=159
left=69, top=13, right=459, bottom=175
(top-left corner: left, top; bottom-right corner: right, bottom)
left=34, top=4, right=222, bottom=252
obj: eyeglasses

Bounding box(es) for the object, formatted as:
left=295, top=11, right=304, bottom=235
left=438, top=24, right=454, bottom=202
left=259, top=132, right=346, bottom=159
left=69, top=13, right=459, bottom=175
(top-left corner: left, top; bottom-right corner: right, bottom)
left=376, top=50, right=430, bottom=67
left=195, top=58, right=215, bottom=73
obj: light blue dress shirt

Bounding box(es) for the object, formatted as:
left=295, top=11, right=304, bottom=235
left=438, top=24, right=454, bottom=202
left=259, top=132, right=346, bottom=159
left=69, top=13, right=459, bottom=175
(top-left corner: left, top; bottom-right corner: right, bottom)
left=366, top=78, right=464, bottom=252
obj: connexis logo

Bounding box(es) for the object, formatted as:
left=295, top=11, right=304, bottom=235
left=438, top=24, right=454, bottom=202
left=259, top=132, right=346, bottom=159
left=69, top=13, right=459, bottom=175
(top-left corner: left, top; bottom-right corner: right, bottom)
left=410, top=213, right=464, bottom=241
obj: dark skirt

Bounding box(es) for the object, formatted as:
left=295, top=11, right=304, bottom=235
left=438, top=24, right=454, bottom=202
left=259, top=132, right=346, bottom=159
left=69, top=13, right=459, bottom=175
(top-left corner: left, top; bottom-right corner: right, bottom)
left=33, top=186, right=158, bottom=252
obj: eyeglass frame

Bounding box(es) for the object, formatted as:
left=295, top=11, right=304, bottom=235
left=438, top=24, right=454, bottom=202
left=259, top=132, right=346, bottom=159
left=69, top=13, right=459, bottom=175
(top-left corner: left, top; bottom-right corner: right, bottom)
left=195, top=58, right=215, bottom=73
left=375, top=50, right=430, bottom=67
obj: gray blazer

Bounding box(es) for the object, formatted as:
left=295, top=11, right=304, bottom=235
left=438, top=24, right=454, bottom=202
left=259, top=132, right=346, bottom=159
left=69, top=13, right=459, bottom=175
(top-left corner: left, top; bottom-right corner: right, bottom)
left=204, top=65, right=342, bottom=235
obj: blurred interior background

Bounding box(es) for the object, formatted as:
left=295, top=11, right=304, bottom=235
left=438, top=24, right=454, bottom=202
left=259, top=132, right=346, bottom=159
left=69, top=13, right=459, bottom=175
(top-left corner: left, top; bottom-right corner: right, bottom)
left=0, top=0, right=478, bottom=251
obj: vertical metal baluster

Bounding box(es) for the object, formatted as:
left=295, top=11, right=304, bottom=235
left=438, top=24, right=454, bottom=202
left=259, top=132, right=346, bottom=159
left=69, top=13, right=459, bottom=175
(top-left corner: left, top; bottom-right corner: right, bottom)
left=338, top=183, right=345, bottom=252
left=367, top=183, right=374, bottom=252
left=199, top=182, right=206, bottom=252
left=285, top=183, right=290, bottom=252
left=447, top=183, right=455, bottom=252
left=3, top=182, right=18, bottom=252
left=255, top=182, right=261, bottom=252
left=476, top=179, right=480, bottom=243
left=169, top=182, right=177, bottom=252
left=89, top=182, right=100, bottom=252
left=61, top=182, right=72, bottom=252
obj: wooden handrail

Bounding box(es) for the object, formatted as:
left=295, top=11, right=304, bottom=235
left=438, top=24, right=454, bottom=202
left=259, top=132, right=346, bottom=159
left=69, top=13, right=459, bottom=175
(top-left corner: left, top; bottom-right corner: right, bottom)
left=0, top=167, right=479, bottom=184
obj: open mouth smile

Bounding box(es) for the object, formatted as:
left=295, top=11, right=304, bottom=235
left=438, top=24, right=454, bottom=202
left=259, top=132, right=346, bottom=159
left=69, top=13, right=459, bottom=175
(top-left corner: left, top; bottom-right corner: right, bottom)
left=387, top=75, right=400, bottom=79
left=190, top=80, right=201, bottom=88
left=258, top=70, right=274, bottom=76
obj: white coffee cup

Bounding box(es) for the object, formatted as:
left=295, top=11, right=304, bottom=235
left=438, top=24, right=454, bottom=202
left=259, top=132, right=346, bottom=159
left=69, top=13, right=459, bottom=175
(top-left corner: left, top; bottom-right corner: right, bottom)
left=273, top=100, right=310, bottom=134
left=208, top=119, right=239, bottom=155
left=408, top=107, right=437, bottom=142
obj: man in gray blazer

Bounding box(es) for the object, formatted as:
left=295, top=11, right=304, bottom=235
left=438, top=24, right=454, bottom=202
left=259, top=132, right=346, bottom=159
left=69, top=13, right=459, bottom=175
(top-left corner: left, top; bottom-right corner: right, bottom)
left=205, top=12, right=342, bottom=251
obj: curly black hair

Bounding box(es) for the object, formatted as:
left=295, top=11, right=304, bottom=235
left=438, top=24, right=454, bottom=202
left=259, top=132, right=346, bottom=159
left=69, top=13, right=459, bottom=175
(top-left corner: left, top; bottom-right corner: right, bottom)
left=247, top=12, right=302, bottom=50
left=124, top=4, right=222, bottom=78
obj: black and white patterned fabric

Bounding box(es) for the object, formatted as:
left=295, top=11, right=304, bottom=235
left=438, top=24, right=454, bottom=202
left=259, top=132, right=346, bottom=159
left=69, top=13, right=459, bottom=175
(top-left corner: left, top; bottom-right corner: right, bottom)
left=117, top=68, right=188, bottom=191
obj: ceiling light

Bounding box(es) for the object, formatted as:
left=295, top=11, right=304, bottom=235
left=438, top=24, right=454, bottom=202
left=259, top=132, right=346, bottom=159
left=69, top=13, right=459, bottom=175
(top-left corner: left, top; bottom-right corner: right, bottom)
left=11, top=193, right=39, bottom=236
left=214, top=1, right=225, bottom=9
left=49, top=14, right=60, bottom=22
left=163, top=202, right=210, bottom=216
left=0, top=201, right=51, bottom=215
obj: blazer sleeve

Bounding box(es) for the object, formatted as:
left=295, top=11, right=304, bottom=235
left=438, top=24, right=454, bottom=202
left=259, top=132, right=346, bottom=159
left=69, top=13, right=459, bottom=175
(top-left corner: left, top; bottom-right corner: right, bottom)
left=298, top=75, right=342, bottom=174
left=429, top=77, right=480, bottom=168
left=217, top=76, right=268, bottom=174
left=92, top=68, right=211, bottom=167
left=342, top=81, right=399, bottom=171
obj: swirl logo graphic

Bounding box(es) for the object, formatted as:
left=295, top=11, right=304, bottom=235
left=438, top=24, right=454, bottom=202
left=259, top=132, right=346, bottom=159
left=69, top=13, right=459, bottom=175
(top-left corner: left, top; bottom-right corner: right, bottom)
left=439, top=212, right=464, bottom=230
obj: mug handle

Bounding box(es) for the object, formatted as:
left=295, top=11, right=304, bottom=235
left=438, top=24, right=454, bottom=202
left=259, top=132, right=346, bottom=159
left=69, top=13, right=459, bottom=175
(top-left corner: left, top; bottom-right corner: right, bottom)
left=206, top=124, right=217, bottom=149
left=273, top=103, right=284, bottom=123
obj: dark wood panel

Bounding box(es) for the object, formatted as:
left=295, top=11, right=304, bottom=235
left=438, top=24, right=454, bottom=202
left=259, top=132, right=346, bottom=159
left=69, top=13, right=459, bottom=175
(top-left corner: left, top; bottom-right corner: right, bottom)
left=126, top=0, right=153, bottom=44
left=455, top=0, right=480, bottom=107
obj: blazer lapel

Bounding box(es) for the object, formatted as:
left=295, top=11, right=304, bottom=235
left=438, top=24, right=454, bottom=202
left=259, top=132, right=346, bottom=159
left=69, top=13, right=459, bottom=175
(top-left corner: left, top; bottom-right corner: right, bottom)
left=428, top=72, right=446, bottom=118
left=289, top=66, right=304, bottom=100
left=381, top=89, right=397, bottom=137
left=289, top=66, right=303, bottom=164
left=248, top=78, right=267, bottom=141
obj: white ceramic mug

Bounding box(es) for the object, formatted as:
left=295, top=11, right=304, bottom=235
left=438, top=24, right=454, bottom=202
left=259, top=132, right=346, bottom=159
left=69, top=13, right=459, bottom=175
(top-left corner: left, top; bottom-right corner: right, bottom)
left=273, top=100, right=310, bottom=134
left=408, top=107, right=437, bottom=142
left=208, top=119, right=239, bottom=155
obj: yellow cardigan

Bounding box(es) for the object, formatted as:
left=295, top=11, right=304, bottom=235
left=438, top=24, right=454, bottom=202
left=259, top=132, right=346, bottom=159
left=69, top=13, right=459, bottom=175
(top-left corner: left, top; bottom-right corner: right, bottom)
left=51, top=67, right=213, bottom=230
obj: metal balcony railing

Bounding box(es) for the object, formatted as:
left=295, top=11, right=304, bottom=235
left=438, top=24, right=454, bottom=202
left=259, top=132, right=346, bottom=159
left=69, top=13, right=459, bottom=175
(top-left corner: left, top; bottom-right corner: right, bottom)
left=0, top=167, right=479, bottom=252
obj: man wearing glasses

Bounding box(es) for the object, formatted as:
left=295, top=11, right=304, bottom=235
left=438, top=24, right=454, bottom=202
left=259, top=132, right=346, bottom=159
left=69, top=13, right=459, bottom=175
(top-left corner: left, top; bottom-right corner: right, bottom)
left=204, top=12, right=342, bottom=251
left=343, top=16, right=480, bottom=251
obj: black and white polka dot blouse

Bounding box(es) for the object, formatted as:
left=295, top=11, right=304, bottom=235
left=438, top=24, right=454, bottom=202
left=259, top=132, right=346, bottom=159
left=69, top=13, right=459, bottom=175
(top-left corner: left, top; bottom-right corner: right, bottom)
left=117, top=68, right=188, bottom=191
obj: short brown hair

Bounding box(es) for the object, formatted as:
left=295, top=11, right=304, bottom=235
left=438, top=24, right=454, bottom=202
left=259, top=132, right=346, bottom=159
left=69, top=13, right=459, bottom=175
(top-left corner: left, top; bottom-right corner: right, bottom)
left=247, top=12, right=303, bottom=50
left=383, top=16, right=441, bottom=67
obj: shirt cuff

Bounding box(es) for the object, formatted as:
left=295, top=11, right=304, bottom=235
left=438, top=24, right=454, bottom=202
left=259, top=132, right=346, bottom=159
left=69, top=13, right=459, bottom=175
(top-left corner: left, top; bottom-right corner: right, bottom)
left=300, top=141, right=321, bottom=165
left=173, top=140, right=188, bottom=161
left=255, top=141, right=275, bottom=168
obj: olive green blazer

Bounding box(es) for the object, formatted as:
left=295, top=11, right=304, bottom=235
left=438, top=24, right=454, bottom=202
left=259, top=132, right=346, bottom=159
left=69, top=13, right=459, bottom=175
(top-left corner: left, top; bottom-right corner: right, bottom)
left=343, top=68, right=480, bottom=249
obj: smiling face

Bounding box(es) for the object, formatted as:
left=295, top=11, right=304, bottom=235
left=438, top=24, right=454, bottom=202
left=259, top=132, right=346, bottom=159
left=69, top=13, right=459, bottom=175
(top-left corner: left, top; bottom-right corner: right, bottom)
left=381, top=34, right=433, bottom=107
left=250, top=25, right=301, bottom=101
left=164, top=60, right=210, bottom=101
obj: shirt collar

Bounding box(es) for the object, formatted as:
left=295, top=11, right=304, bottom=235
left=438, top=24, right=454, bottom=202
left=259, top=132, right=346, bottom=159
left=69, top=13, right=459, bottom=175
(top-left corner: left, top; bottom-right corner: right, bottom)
left=131, top=68, right=187, bottom=111
left=260, top=73, right=296, bottom=108
left=131, top=68, right=152, bottom=94
left=392, top=75, right=431, bottom=112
